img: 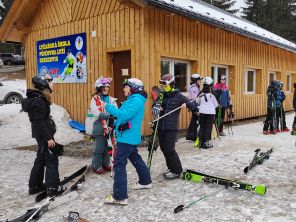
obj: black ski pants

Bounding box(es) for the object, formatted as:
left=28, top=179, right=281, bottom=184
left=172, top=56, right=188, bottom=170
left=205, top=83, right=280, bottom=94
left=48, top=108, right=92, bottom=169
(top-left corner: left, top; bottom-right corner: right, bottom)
left=276, top=106, right=287, bottom=130
left=29, top=138, right=59, bottom=189
left=158, top=130, right=183, bottom=174
left=186, top=111, right=199, bottom=141
left=263, top=108, right=275, bottom=131
left=199, top=114, right=215, bottom=146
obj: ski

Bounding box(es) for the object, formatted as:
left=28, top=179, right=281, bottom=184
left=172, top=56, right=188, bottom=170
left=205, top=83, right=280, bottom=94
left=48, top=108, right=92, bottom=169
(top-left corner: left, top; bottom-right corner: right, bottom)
left=35, top=165, right=87, bottom=203
left=183, top=169, right=266, bottom=195
left=244, top=148, right=272, bottom=173
left=7, top=191, right=78, bottom=222
left=243, top=148, right=261, bottom=174
left=147, top=86, right=164, bottom=171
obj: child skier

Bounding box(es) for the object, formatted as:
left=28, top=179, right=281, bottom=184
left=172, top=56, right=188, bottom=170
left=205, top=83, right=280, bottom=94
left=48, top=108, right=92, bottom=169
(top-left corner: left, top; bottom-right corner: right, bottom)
left=276, top=81, right=289, bottom=132
left=22, top=75, right=63, bottom=197
left=103, top=78, right=152, bottom=205
left=213, top=75, right=230, bottom=136
left=196, top=77, right=218, bottom=148
left=153, top=74, right=196, bottom=180
left=186, top=73, right=203, bottom=141
left=88, top=77, right=117, bottom=174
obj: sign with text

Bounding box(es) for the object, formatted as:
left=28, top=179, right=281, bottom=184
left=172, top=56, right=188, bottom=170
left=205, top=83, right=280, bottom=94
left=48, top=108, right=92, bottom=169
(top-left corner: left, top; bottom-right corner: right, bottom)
left=37, top=33, right=87, bottom=83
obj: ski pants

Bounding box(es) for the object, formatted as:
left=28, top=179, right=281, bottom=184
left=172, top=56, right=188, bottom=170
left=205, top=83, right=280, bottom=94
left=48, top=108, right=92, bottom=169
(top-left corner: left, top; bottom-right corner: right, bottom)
left=293, top=112, right=296, bottom=129
left=216, top=107, right=226, bottom=132
left=186, top=111, right=199, bottom=141
left=29, top=138, right=59, bottom=189
left=92, top=135, right=110, bottom=170
left=263, top=107, right=275, bottom=131
left=158, top=130, right=183, bottom=174
left=199, top=114, right=215, bottom=146
left=275, top=106, right=287, bottom=130
left=113, top=142, right=151, bottom=200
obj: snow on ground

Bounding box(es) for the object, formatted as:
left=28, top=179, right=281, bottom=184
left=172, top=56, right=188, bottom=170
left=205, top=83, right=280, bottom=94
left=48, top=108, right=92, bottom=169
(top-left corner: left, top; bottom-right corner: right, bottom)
left=0, top=104, right=84, bottom=150
left=1, top=113, right=296, bottom=221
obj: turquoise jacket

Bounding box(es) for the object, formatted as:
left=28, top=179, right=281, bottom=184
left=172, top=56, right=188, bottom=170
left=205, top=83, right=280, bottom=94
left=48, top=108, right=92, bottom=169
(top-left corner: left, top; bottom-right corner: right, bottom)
left=105, top=92, right=147, bottom=145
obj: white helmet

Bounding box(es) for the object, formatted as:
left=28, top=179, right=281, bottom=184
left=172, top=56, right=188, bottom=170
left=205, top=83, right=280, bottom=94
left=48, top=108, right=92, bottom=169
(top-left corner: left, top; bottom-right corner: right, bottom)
left=123, top=78, right=144, bottom=92
left=191, top=73, right=202, bottom=80
left=203, top=77, right=213, bottom=86
left=94, top=76, right=112, bottom=89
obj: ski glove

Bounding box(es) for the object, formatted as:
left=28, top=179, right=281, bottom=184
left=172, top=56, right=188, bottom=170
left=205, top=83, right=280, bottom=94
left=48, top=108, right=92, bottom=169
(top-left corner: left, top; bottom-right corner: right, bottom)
left=152, top=103, right=161, bottom=117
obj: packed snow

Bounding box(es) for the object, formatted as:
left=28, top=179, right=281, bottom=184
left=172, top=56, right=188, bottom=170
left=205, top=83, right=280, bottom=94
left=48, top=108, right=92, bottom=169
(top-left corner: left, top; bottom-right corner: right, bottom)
left=1, top=105, right=296, bottom=221
left=0, top=104, right=84, bottom=150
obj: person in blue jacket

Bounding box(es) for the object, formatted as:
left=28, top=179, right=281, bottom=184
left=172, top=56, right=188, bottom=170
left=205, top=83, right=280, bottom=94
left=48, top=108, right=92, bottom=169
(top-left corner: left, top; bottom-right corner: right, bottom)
left=102, top=78, right=152, bottom=205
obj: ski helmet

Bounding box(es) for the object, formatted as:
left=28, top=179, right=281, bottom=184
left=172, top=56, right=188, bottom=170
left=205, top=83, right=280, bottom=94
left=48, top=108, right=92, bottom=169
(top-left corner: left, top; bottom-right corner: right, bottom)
left=123, top=78, right=144, bottom=93
left=32, top=74, right=53, bottom=92
left=203, top=77, right=213, bottom=86
left=191, top=73, right=202, bottom=82
left=219, top=75, right=226, bottom=82
left=159, top=74, right=175, bottom=87
left=94, top=76, right=112, bottom=91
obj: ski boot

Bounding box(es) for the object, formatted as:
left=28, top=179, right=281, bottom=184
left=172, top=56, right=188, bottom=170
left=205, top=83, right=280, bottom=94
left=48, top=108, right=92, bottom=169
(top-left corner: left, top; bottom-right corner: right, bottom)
left=163, top=170, right=181, bottom=180
left=263, top=131, right=269, bottom=135
left=104, top=194, right=128, bottom=205
left=203, top=141, right=213, bottom=149
left=268, top=130, right=276, bottom=134
left=132, top=182, right=153, bottom=190
left=94, top=167, right=105, bottom=174
left=103, top=165, right=112, bottom=172
left=29, top=184, right=46, bottom=195
left=282, top=127, right=290, bottom=132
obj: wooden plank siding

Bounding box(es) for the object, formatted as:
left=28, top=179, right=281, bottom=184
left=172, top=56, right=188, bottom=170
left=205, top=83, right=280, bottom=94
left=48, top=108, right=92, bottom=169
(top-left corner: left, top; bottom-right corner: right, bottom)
left=24, top=1, right=296, bottom=136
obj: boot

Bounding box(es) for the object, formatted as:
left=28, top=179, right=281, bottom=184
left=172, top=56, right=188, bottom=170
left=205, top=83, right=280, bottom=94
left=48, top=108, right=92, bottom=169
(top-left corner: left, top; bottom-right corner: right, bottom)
left=29, top=184, right=46, bottom=195
left=132, top=182, right=153, bottom=190
left=203, top=141, right=213, bottom=149
left=163, top=171, right=181, bottom=180
left=104, top=194, right=128, bottom=205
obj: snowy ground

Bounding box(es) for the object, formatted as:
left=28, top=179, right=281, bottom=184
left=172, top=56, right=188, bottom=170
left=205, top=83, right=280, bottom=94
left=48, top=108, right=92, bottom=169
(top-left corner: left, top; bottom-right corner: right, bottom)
left=1, top=112, right=296, bottom=221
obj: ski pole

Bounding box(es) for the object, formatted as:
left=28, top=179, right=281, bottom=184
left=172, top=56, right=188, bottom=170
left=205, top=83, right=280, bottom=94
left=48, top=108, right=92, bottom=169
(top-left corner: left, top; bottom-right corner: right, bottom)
left=174, top=189, right=223, bottom=213
left=151, top=99, right=196, bottom=123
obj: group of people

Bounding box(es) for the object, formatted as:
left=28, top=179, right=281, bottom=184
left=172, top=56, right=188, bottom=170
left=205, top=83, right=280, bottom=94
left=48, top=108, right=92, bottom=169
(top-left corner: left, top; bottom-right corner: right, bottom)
left=22, top=72, right=296, bottom=206
left=22, top=71, right=234, bottom=206
left=263, top=80, right=290, bottom=134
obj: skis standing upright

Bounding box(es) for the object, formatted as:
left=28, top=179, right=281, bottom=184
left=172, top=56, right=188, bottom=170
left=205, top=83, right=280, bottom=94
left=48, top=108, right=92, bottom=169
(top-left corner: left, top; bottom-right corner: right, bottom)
left=147, top=86, right=164, bottom=171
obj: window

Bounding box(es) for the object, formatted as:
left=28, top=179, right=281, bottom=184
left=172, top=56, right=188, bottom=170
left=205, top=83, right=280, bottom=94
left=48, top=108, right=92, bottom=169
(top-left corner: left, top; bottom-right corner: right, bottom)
left=286, top=74, right=291, bottom=92
left=211, top=65, right=229, bottom=86
left=269, top=71, right=276, bottom=85
left=245, top=69, right=256, bottom=94
left=160, top=58, right=190, bottom=93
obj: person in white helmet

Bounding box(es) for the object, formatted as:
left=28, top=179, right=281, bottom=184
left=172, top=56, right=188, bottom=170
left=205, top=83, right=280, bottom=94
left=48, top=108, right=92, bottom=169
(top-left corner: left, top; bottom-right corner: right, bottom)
left=186, top=73, right=203, bottom=141
left=88, top=77, right=117, bottom=174
left=102, top=78, right=152, bottom=205
left=196, top=77, right=218, bottom=149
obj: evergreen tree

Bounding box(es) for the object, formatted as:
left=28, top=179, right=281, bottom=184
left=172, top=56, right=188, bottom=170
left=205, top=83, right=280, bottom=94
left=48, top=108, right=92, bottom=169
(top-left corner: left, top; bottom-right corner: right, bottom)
left=0, top=0, right=9, bottom=21
left=202, top=0, right=239, bottom=14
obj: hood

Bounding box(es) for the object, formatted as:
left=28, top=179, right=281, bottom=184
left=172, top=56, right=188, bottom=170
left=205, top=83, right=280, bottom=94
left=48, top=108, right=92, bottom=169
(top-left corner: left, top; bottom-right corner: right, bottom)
left=26, top=89, right=46, bottom=99
left=128, top=91, right=148, bottom=102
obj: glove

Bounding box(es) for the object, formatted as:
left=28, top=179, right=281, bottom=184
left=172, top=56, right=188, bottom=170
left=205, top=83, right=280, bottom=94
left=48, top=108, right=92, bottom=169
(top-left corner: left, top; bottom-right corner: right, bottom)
left=152, top=103, right=161, bottom=117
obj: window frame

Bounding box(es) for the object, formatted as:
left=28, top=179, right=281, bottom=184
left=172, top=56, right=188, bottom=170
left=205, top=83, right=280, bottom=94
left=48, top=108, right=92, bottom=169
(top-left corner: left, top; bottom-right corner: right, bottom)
left=286, top=74, right=291, bottom=92
left=211, top=64, right=229, bottom=86
left=244, top=68, right=256, bottom=94
left=268, top=71, right=276, bottom=85
left=160, top=58, right=191, bottom=94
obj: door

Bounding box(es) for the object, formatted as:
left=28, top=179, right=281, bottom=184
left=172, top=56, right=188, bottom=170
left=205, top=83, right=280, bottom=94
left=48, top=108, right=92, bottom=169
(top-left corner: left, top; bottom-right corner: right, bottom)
left=112, top=51, right=131, bottom=105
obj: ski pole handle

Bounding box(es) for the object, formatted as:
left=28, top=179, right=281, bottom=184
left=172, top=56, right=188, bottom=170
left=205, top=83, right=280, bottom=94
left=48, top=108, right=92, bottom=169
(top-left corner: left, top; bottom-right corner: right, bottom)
left=174, top=205, right=184, bottom=213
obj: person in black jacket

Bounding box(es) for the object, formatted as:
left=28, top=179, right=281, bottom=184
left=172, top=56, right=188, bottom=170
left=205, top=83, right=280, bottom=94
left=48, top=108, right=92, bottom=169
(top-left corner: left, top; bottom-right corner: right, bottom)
left=152, top=74, right=196, bottom=180
left=292, top=83, right=296, bottom=135
left=22, top=75, right=63, bottom=197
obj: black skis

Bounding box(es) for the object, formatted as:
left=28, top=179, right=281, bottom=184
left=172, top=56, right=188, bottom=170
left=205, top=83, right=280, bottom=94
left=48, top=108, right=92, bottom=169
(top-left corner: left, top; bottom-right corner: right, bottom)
left=244, top=148, right=273, bottom=174
left=35, top=165, right=87, bottom=202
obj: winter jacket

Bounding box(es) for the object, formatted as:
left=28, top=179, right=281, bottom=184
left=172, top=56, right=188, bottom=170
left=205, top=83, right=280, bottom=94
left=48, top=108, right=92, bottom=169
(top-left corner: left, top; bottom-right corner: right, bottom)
left=105, top=92, right=147, bottom=145
left=157, top=89, right=189, bottom=131
left=197, top=93, right=218, bottom=115
left=213, top=83, right=230, bottom=108
left=21, top=89, right=56, bottom=141
left=188, top=84, right=200, bottom=100
left=293, top=89, right=296, bottom=111
left=267, top=87, right=283, bottom=108
left=88, top=95, right=117, bottom=136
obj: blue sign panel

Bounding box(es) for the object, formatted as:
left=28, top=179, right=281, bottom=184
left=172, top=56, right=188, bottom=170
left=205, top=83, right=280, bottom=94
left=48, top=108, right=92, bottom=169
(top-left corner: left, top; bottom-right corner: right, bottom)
left=37, top=33, right=87, bottom=83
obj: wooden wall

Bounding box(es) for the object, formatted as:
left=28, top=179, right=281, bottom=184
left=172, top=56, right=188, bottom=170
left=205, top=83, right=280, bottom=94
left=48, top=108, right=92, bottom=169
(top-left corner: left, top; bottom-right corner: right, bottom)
left=24, top=0, right=296, bottom=136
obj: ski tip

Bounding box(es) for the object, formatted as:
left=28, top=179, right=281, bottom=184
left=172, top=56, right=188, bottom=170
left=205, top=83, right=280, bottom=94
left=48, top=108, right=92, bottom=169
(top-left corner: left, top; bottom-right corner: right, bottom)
left=255, top=184, right=266, bottom=195
left=174, top=205, right=184, bottom=213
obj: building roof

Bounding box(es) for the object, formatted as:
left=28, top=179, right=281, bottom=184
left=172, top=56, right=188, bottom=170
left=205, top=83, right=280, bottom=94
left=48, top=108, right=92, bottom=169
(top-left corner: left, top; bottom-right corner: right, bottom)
left=147, top=0, right=296, bottom=52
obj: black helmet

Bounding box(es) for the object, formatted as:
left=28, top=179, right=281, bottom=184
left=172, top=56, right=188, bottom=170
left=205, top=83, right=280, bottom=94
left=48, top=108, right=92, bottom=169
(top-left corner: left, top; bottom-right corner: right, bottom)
left=32, top=75, right=52, bottom=92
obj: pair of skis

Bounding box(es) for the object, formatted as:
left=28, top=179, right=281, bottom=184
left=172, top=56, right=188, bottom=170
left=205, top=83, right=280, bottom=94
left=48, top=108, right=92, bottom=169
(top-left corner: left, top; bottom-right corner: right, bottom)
left=244, top=148, right=273, bottom=174
left=8, top=165, right=90, bottom=222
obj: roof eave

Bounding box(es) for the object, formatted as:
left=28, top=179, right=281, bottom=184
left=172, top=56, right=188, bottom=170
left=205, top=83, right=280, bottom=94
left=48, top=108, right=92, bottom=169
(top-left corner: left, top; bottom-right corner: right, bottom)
left=148, top=0, right=296, bottom=53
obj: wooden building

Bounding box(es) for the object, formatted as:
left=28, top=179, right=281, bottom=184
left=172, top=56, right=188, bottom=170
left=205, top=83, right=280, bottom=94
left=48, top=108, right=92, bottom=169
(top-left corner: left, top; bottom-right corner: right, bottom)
left=1, top=0, right=296, bottom=135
